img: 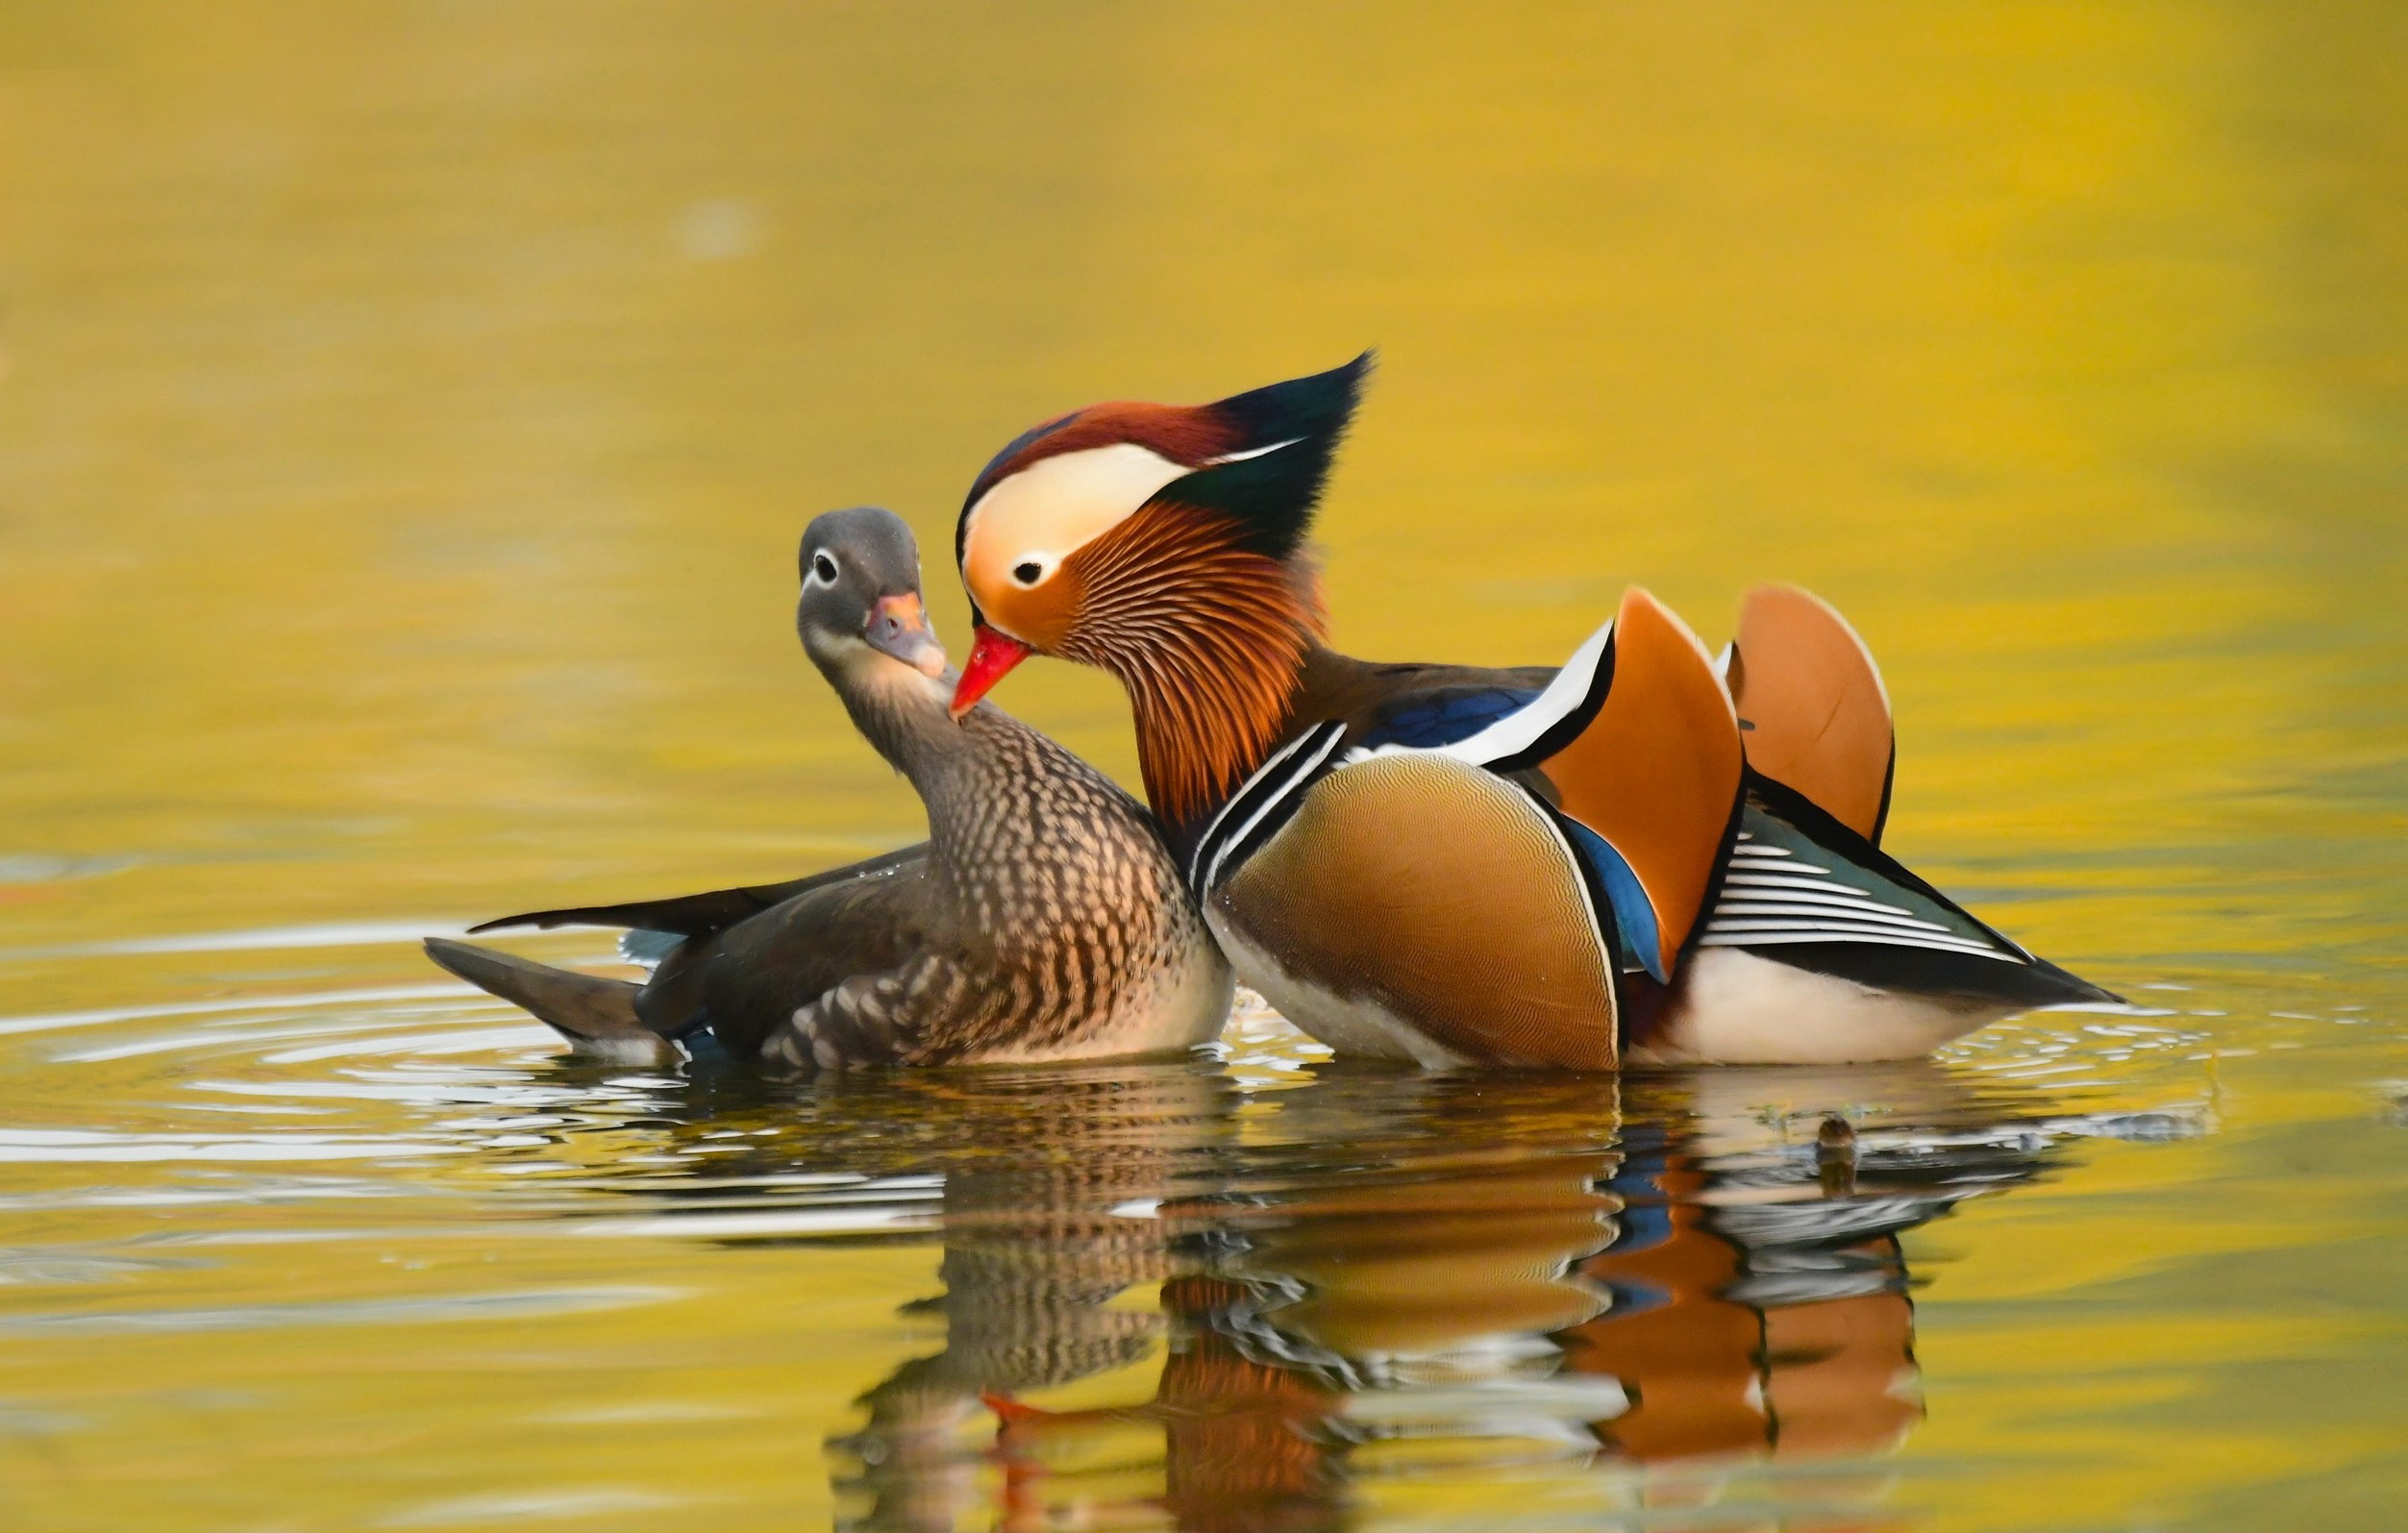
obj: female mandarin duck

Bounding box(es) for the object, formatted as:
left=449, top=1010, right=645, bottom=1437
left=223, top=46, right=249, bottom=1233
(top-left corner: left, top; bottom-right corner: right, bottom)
left=945, top=357, right=2118, bottom=1069
left=425, top=507, right=1232, bottom=1071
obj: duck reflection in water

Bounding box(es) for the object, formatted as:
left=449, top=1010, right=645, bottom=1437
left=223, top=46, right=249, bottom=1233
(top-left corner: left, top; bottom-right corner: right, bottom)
left=647, top=1056, right=2086, bottom=1533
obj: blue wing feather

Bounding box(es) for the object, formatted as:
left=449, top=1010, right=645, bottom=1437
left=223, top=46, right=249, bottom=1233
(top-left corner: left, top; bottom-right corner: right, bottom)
left=1365, top=688, right=1545, bottom=752
left=1560, top=819, right=1667, bottom=983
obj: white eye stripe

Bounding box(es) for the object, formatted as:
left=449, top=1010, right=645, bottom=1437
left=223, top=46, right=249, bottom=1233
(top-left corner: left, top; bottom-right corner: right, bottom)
left=807, top=552, right=839, bottom=585
left=960, top=442, right=1189, bottom=579
left=960, top=434, right=1305, bottom=592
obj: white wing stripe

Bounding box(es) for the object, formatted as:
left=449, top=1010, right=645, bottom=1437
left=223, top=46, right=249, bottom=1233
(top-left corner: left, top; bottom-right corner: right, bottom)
left=1730, top=848, right=1825, bottom=871
left=1704, top=914, right=2003, bottom=952
left=1711, top=901, right=1954, bottom=933
left=1722, top=871, right=1893, bottom=898
left=1718, top=879, right=1949, bottom=922
left=1720, top=807, right=2036, bottom=967
left=1696, top=927, right=2018, bottom=960
left=1353, top=618, right=1616, bottom=768
left=1705, top=913, right=1992, bottom=938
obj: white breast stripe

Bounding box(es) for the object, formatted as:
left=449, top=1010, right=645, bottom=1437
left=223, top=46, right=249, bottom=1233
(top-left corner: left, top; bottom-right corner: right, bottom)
left=1187, top=725, right=1335, bottom=888
left=1198, top=726, right=1350, bottom=895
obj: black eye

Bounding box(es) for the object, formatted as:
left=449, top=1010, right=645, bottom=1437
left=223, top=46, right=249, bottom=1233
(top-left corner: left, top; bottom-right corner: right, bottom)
left=1012, top=560, right=1043, bottom=585
left=811, top=552, right=838, bottom=583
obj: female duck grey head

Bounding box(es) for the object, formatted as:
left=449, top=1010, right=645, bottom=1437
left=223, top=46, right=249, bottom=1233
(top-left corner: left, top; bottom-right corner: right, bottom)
left=797, top=506, right=947, bottom=680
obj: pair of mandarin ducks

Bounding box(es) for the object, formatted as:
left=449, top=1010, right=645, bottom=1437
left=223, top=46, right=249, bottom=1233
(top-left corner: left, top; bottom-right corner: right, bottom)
left=430, top=355, right=2115, bottom=1071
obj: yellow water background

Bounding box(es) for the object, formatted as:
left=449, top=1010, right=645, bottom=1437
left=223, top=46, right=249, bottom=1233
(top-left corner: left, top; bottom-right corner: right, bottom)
left=2, top=4, right=2403, bottom=1530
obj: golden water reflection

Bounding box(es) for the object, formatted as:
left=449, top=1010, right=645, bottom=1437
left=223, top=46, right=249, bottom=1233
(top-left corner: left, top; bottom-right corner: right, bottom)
left=3, top=2, right=2405, bottom=1529
left=562, top=1061, right=2182, bottom=1532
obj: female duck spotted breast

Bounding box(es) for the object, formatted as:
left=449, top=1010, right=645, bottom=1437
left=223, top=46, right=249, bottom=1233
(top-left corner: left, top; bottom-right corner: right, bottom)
left=428, top=506, right=1233, bottom=1073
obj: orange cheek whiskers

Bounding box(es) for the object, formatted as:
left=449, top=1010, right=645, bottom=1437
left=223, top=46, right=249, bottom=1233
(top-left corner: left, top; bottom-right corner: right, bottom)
left=1062, top=506, right=1325, bottom=828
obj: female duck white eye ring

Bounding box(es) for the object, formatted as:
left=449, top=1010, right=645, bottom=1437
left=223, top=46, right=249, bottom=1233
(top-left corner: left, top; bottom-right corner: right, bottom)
left=809, top=552, right=839, bottom=585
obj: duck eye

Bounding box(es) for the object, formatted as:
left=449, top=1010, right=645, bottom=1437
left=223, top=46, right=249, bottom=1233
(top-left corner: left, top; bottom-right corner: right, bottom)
left=810, top=552, right=838, bottom=583
left=1011, top=560, right=1044, bottom=585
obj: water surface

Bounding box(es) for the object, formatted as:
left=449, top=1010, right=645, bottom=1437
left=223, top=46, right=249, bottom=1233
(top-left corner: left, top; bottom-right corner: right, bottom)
left=2, top=5, right=2403, bottom=1529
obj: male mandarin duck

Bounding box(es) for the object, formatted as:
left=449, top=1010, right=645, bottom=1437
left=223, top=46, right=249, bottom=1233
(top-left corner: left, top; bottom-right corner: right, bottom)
left=426, top=507, right=1232, bottom=1071
left=945, top=356, right=2118, bottom=1069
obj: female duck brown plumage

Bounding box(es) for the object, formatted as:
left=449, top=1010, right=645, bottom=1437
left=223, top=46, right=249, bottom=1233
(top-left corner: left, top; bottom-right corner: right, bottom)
left=942, top=358, right=2120, bottom=1069
left=425, top=507, right=1232, bottom=1071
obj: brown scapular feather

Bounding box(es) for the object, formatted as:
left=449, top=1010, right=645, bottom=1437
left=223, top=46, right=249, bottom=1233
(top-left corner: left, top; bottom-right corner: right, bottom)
left=1062, top=505, right=1324, bottom=828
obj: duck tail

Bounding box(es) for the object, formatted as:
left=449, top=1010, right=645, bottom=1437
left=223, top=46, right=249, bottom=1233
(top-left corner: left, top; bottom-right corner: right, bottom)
left=1723, top=584, right=1896, bottom=846
left=423, top=938, right=680, bottom=1067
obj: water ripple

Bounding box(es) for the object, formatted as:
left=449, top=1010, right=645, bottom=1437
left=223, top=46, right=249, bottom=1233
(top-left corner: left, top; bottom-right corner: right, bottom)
left=0, top=1285, right=684, bottom=1336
